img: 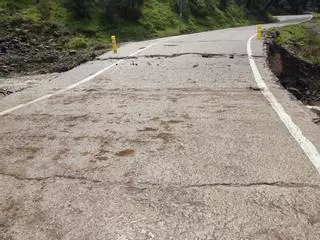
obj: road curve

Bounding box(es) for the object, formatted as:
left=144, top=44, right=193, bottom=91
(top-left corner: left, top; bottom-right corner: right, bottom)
left=1, top=15, right=320, bottom=240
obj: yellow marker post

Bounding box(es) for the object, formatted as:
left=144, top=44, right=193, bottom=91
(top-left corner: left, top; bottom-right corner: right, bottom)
left=111, top=35, right=117, bottom=53
left=256, top=24, right=262, bottom=40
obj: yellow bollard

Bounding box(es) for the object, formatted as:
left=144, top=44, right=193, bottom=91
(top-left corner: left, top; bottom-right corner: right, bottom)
left=256, top=24, right=262, bottom=40
left=111, top=35, right=117, bottom=53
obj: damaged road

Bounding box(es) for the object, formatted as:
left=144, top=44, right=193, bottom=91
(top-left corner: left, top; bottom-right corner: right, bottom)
left=95, top=52, right=263, bottom=61
left=1, top=14, right=320, bottom=240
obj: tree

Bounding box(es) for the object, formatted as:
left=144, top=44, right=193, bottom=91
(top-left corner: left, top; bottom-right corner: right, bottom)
left=62, top=0, right=93, bottom=20
left=220, top=0, right=228, bottom=10
left=99, top=0, right=144, bottom=24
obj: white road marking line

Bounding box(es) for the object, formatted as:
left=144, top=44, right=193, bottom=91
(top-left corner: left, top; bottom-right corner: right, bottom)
left=247, top=35, right=320, bottom=172
left=0, top=38, right=172, bottom=116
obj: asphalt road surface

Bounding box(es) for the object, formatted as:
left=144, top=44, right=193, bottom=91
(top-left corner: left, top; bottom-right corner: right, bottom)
left=1, top=15, right=320, bottom=240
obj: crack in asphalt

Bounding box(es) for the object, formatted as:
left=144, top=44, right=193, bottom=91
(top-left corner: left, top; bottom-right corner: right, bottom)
left=2, top=172, right=320, bottom=190
left=180, top=182, right=320, bottom=189
left=136, top=181, right=320, bottom=190
left=96, top=52, right=263, bottom=61
left=0, top=172, right=102, bottom=184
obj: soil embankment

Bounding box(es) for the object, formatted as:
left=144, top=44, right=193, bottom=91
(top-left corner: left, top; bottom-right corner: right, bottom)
left=0, top=19, right=107, bottom=77
left=266, top=17, right=320, bottom=107
left=267, top=41, right=320, bottom=105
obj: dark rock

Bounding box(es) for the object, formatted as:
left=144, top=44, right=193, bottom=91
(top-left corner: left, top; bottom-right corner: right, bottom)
left=296, top=77, right=309, bottom=88
left=1, top=46, right=7, bottom=53
left=11, top=38, right=19, bottom=44
left=45, top=55, right=58, bottom=63
left=53, top=31, right=59, bottom=37
left=69, top=50, right=77, bottom=55
left=20, top=36, right=28, bottom=42
left=287, top=87, right=302, bottom=99
left=62, top=30, right=71, bottom=36
left=32, top=23, right=43, bottom=34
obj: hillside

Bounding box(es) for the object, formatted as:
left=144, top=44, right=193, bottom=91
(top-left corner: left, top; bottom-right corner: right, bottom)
left=0, top=0, right=269, bottom=39
left=0, top=0, right=271, bottom=76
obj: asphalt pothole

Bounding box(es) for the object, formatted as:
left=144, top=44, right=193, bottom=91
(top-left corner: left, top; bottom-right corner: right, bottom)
left=248, top=86, right=262, bottom=91
left=115, top=149, right=136, bottom=157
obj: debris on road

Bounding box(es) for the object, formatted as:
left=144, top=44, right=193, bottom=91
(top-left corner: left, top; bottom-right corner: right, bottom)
left=248, top=86, right=262, bottom=91
left=0, top=88, right=13, bottom=96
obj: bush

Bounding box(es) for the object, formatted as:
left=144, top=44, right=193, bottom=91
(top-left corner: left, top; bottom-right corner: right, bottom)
left=66, top=36, right=88, bottom=49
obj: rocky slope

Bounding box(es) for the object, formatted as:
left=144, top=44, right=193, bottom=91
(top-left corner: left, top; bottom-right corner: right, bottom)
left=0, top=19, right=106, bottom=77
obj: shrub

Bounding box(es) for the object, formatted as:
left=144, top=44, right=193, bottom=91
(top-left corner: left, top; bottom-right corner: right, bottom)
left=66, top=36, right=88, bottom=49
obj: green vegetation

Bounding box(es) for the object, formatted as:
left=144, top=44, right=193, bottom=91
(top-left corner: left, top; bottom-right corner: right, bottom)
left=0, top=0, right=272, bottom=45
left=0, top=0, right=319, bottom=46
left=65, top=36, right=89, bottom=49
left=273, top=14, right=320, bottom=64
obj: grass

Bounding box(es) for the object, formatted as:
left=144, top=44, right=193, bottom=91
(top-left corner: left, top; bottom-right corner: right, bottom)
left=273, top=14, right=320, bottom=64
left=65, top=36, right=88, bottom=49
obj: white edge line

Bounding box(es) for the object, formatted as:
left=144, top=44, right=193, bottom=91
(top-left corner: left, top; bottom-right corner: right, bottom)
left=247, top=34, right=320, bottom=172
left=0, top=38, right=173, bottom=116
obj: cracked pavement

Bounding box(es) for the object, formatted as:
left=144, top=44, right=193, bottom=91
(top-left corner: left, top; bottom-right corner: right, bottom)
left=2, top=15, right=320, bottom=239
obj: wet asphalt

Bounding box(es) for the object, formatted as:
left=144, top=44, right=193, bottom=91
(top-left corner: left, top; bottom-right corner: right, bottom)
left=1, top=15, right=320, bottom=240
